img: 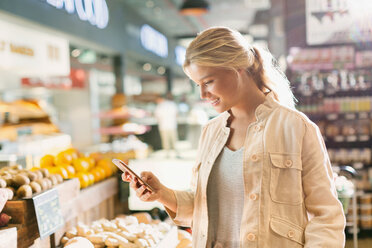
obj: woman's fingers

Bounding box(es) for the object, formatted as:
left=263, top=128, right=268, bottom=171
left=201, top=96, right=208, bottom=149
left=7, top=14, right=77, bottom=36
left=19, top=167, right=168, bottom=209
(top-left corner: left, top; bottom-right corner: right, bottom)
left=140, top=191, right=152, bottom=201
left=121, top=171, right=159, bottom=202
left=136, top=185, right=147, bottom=198
left=121, top=172, right=132, bottom=182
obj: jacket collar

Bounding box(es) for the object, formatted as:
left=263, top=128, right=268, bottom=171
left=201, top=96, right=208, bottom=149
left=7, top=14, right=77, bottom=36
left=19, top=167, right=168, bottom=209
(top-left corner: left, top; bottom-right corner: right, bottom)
left=220, top=91, right=278, bottom=125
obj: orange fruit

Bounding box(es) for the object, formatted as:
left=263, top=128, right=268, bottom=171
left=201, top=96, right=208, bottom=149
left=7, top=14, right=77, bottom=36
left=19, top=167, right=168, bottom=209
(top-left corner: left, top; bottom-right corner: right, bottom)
left=87, top=157, right=95, bottom=169
left=64, top=148, right=78, bottom=160
left=87, top=173, right=95, bottom=185
left=40, top=154, right=54, bottom=168
left=89, top=152, right=102, bottom=163
left=64, top=165, right=76, bottom=178
left=97, top=159, right=113, bottom=177
left=76, top=172, right=89, bottom=188
left=54, top=166, right=69, bottom=179
left=96, top=166, right=107, bottom=180
left=90, top=168, right=102, bottom=183
left=72, top=158, right=90, bottom=173
left=54, top=151, right=72, bottom=167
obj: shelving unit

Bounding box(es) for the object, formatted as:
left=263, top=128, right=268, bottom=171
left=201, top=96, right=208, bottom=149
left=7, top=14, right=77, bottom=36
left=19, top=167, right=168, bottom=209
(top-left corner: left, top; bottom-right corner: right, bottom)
left=288, top=46, right=372, bottom=241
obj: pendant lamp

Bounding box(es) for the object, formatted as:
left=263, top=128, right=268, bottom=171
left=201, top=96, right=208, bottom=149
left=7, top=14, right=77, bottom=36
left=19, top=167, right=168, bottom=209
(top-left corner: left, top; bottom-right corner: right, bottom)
left=179, top=0, right=210, bottom=16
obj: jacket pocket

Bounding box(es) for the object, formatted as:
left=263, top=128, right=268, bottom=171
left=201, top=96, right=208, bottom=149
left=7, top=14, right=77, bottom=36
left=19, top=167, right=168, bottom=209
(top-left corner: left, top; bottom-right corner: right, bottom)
left=269, top=152, right=303, bottom=205
left=270, top=216, right=305, bottom=246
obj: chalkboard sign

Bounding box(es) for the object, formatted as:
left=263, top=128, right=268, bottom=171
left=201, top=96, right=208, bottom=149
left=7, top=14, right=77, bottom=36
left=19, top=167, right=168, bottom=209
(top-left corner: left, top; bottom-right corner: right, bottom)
left=32, top=188, right=64, bottom=239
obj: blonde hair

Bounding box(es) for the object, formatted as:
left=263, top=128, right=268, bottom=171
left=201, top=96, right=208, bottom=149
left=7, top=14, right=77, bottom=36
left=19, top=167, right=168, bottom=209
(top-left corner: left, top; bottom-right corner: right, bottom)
left=183, top=26, right=296, bottom=109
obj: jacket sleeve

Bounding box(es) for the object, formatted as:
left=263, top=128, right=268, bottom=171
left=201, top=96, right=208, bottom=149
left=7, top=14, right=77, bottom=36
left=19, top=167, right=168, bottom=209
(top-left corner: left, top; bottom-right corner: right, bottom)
left=301, top=122, right=346, bottom=248
left=164, top=125, right=207, bottom=227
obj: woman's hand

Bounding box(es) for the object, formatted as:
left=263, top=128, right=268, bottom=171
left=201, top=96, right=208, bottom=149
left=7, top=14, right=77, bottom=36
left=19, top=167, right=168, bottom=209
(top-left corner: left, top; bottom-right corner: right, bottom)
left=122, top=171, right=162, bottom=202
left=121, top=171, right=177, bottom=213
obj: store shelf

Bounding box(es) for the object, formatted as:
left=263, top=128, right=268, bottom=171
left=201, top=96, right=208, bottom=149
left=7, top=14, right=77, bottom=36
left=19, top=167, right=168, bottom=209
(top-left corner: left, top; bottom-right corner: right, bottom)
left=54, top=177, right=119, bottom=247
left=325, top=135, right=372, bottom=148
left=1, top=177, right=120, bottom=248
left=98, top=124, right=150, bottom=136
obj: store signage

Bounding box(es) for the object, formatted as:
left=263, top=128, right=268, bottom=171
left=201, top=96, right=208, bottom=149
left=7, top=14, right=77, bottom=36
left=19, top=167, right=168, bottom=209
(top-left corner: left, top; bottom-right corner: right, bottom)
left=32, top=188, right=64, bottom=239
left=140, top=24, right=168, bottom=58
left=306, top=0, right=372, bottom=45
left=175, top=46, right=186, bottom=66
left=45, top=0, right=109, bottom=29
left=0, top=19, right=70, bottom=77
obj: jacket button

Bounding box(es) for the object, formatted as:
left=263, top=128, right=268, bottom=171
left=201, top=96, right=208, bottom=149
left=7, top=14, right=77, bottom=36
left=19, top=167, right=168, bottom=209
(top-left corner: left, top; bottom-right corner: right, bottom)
left=285, top=159, right=292, bottom=168
left=249, top=193, right=258, bottom=201
left=287, top=230, right=295, bottom=238
left=254, top=125, right=261, bottom=132
left=251, top=154, right=258, bottom=162
left=247, top=233, right=256, bottom=241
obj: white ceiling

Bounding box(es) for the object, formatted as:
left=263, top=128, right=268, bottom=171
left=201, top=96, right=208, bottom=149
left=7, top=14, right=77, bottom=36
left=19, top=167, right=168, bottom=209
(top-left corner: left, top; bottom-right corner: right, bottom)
left=121, top=0, right=270, bottom=39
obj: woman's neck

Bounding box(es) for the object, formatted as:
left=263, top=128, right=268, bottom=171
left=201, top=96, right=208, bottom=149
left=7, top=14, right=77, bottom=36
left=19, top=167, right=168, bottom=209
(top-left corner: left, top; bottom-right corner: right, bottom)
left=229, top=90, right=267, bottom=123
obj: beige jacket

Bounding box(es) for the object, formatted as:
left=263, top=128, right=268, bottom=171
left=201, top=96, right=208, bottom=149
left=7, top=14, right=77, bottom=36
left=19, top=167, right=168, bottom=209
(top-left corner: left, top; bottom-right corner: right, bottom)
left=167, top=93, right=345, bottom=248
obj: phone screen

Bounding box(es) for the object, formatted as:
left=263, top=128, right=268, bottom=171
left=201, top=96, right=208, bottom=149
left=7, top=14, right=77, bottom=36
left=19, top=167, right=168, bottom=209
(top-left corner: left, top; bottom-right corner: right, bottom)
left=112, top=159, right=154, bottom=192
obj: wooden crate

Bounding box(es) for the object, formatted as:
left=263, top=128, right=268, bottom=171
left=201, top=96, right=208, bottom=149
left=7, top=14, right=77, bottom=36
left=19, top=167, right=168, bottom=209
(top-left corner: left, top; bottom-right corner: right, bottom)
left=1, top=178, right=80, bottom=248
left=3, top=199, right=39, bottom=248
left=2, top=177, right=121, bottom=248
left=54, top=177, right=119, bottom=247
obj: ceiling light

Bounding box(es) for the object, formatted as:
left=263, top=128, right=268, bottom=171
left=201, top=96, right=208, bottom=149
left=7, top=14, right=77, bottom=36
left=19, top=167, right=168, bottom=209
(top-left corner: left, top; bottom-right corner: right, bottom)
left=71, top=49, right=81, bottom=57
left=143, top=63, right=152, bottom=71
left=179, top=0, right=210, bottom=16
left=157, top=66, right=166, bottom=75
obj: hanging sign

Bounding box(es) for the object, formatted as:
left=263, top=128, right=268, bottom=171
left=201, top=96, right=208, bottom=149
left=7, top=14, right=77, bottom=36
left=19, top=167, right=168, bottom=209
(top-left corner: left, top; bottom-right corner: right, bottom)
left=32, top=188, right=64, bottom=239
left=45, top=0, right=109, bottom=29
left=0, top=19, right=70, bottom=77
left=306, top=0, right=372, bottom=45
left=140, top=24, right=168, bottom=58
left=175, top=46, right=186, bottom=66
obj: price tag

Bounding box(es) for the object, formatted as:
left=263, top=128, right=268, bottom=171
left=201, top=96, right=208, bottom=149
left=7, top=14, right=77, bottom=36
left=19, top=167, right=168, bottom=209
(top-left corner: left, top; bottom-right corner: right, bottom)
left=359, top=112, right=369, bottom=119
left=32, top=188, right=64, bottom=239
left=334, top=135, right=345, bottom=142
left=359, top=135, right=370, bottom=142
left=346, top=135, right=357, bottom=142
left=345, top=113, right=356, bottom=120
left=326, top=113, right=338, bottom=120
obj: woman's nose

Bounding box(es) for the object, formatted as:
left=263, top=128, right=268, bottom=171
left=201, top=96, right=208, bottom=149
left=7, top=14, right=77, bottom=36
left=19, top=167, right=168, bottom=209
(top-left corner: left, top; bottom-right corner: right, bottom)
left=200, top=86, right=208, bottom=99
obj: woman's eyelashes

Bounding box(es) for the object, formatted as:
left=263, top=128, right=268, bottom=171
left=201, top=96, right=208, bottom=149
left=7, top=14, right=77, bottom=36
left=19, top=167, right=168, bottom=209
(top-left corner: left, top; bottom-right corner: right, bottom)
left=204, top=80, right=214, bottom=85
left=194, top=80, right=213, bottom=87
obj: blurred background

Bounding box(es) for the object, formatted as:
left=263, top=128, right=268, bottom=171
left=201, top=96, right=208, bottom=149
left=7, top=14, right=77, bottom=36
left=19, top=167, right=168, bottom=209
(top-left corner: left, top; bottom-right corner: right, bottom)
left=0, top=0, right=371, bottom=247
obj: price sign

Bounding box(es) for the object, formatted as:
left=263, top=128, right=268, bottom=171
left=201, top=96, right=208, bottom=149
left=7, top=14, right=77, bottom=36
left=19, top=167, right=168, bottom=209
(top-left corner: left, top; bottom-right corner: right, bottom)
left=32, top=188, right=64, bottom=239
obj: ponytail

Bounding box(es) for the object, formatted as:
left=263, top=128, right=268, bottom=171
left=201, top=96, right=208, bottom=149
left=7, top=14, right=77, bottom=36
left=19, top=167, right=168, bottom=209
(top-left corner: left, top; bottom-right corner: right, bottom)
left=250, top=46, right=296, bottom=109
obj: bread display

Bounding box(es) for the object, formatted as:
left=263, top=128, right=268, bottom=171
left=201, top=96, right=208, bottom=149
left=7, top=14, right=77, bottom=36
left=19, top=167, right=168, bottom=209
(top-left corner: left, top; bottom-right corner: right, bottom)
left=0, top=165, right=63, bottom=199
left=61, top=215, right=172, bottom=248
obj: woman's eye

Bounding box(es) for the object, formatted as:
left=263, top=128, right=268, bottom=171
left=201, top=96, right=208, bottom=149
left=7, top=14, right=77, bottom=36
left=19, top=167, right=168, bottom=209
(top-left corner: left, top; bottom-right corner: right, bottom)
left=204, top=80, right=213, bottom=85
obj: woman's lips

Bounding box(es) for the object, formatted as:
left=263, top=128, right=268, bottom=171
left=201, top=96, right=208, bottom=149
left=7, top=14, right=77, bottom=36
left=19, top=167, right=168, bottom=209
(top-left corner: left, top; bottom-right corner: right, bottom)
left=210, top=98, right=220, bottom=106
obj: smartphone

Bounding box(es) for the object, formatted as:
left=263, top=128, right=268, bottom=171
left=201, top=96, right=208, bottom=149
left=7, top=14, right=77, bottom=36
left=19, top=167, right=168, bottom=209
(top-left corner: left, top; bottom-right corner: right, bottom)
left=112, top=158, right=154, bottom=192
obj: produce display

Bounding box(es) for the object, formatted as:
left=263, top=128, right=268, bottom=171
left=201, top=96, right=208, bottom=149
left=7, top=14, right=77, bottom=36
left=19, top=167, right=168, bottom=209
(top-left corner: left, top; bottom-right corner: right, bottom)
left=39, top=148, right=118, bottom=189
left=60, top=214, right=173, bottom=248
left=0, top=164, right=63, bottom=199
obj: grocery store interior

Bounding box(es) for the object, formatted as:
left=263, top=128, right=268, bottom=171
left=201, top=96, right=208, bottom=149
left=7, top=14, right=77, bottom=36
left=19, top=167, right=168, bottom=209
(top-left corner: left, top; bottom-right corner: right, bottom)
left=0, top=0, right=372, bottom=247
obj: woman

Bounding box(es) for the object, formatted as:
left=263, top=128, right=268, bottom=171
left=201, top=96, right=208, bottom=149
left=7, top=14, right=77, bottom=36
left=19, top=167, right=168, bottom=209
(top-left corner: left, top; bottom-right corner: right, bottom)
left=122, top=27, right=345, bottom=248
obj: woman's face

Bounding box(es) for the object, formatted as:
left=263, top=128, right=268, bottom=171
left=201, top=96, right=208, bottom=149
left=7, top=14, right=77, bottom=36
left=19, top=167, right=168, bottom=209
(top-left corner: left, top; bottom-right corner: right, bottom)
left=185, top=63, right=241, bottom=113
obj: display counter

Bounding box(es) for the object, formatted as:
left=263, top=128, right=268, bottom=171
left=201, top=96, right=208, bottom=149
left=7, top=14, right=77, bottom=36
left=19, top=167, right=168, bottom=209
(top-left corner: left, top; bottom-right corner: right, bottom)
left=2, top=176, right=120, bottom=248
